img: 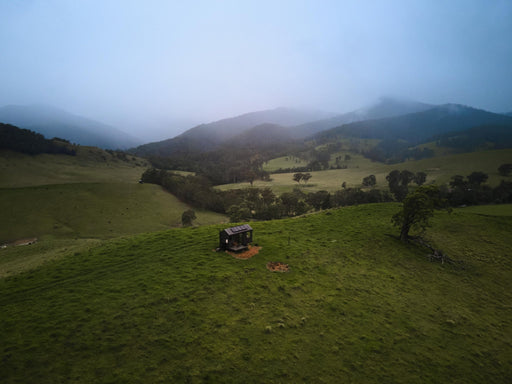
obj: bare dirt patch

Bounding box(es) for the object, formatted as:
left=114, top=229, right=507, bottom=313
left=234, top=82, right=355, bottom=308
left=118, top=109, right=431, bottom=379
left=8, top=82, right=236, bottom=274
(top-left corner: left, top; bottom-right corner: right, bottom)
left=266, top=261, right=289, bottom=272
left=228, top=245, right=262, bottom=259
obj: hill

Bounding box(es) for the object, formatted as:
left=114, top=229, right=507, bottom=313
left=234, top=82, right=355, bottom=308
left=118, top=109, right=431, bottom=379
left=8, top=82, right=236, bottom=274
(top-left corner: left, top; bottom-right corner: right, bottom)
left=0, top=104, right=141, bottom=149
left=223, top=123, right=296, bottom=149
left=0, top=146, right=146, bottom=188
left=0, top=146, right=227, bottom=273
left=132, top=107, right=333, bottom=157
left=0, top=123, right=77, bottom=155
left=435, top=124, right=512, bottom=152
left=315, top=104, right=512, bottom=144
left=1, top=204, right=511, bottom=382
left=292, top=97, right=433, bottom=138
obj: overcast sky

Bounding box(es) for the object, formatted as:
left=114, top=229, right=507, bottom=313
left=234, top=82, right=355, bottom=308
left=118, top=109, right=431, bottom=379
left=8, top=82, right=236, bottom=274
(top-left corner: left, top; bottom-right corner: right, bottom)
left=1, top=0, right=511, bottom=140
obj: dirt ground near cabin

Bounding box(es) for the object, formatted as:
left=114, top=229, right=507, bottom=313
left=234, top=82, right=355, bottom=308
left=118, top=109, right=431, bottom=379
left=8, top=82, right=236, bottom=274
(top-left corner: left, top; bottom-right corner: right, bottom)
left=228, top=245, right=262, bottom=259
left=266, top=261, right=289, bottom=272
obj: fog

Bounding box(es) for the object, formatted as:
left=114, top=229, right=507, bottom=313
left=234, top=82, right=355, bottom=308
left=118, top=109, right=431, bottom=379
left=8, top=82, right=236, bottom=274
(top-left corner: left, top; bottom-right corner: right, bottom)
left=1, top=0, right=511, bottom=141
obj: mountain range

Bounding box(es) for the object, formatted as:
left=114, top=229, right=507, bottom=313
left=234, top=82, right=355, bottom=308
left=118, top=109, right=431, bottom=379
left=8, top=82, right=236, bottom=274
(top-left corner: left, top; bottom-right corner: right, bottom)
left=2, top=99, right=512, bottom=156
left=132, top=107, right=333, bottom=157
left=132, top=98, right=512, bottom=158
left=0, top=104, right=141, bottom=149
left=314, top=103, right=512, bottom=144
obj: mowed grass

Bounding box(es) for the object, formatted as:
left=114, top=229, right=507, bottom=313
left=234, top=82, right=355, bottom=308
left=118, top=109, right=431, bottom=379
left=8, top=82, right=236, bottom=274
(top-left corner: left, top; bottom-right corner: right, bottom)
left=220, top=149, right=512, bottom=194
left=1, top=204, right=511, bottom=383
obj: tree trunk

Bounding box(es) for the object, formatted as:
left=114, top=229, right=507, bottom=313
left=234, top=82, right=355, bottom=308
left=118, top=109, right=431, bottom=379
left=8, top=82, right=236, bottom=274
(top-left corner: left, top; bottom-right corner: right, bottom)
left=400, top=224, right=410, bottom=242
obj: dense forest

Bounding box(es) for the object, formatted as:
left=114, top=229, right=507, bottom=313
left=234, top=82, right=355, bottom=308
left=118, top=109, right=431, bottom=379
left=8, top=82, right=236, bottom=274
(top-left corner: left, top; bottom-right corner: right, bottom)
left=0, top=123, right=77, bottom=155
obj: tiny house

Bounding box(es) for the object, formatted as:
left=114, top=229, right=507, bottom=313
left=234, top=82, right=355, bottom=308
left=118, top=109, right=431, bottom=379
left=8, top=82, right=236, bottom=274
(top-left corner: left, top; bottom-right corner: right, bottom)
left=219, top=224, right=253, bottom=252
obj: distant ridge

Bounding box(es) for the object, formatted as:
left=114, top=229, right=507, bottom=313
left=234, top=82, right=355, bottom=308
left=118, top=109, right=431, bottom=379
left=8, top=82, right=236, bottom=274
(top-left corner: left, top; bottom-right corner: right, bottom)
left=132, top=107, right=333, bottom=157
left=292, top=97, right=434, bottom=138
left=315, top=103, right=512, bottom=144
left=0, top=104, right=141, bottom=149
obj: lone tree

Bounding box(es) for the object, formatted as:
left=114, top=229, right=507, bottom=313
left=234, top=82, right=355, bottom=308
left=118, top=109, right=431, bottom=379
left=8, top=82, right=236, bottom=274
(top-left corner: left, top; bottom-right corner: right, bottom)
left=392, top=185, right=446, bottom=242
left=362, top=174, right=376, bottom=187
left=293, top=172, right=303, bottom=184
left=293, top=172, right=312, bottom=185
left=181, top=209, right=196, bottom=227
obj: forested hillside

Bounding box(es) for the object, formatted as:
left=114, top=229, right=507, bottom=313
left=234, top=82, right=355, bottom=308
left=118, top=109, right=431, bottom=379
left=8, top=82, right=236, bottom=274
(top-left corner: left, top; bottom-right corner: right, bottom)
left=0, top=123, right=77, bottom=155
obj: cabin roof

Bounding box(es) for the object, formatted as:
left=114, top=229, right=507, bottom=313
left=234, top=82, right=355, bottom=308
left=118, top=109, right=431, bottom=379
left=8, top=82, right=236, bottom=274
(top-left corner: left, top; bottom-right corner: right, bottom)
left=223, top=224, right=253, bottom=236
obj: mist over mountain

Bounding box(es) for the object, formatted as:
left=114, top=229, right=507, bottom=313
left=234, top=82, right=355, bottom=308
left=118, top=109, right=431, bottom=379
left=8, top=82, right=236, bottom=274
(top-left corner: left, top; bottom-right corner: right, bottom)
left=292, top=97, right=434, bottom=138
left=132, top=107, right=333, bottom=156
left=315, top=103, right=512, bottom=144
left=0, top=105, right=142, bottom=149
left=223, top=123, right=295, bottom=149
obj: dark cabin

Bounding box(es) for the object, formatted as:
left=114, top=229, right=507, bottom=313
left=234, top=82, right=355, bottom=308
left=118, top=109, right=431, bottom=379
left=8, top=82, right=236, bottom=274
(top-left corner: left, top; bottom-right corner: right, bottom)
left=219, top=224, right=253, bottom=252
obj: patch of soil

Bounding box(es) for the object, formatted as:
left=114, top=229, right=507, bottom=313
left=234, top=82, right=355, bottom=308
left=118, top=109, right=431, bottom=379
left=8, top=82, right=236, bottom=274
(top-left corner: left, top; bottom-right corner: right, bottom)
left=228, top=245, right=262, bottom=259
left=12, top=237, right=38, bottom=246
left=266, top=261, right=289, bottom=272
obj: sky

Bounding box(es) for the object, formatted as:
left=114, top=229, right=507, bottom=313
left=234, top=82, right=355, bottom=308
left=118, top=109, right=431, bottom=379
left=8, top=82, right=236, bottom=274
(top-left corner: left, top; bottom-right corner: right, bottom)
left=1, top=0, right=511, bottom=141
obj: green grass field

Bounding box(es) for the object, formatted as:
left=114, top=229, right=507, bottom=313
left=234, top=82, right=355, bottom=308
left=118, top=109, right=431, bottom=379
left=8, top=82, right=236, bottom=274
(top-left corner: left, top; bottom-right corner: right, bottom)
left=1, top=204, right=511, bottom=383
left=0, top=149, right=227, bottom=276
left=0, top=183, right=226, bottom=244
left=221, top=149, right=512, bottom=194
left=0, top=147, right=147, bottom=188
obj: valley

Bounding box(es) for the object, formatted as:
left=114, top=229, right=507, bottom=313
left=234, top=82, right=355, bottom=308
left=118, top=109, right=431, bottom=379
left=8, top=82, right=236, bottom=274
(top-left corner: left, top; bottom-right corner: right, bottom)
left=1, top=98, right=512, bottom=383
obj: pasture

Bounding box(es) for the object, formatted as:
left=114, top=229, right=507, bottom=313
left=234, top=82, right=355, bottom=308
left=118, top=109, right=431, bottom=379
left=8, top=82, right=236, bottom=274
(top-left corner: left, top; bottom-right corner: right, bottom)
left=1, top=204, right=511, bottom=383
left=221, top=149, right=512, bottom=193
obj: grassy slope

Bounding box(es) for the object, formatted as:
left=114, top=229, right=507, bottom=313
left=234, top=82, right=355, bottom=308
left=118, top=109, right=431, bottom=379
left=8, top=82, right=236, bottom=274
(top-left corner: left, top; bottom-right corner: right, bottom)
left=1, top=204, right=511, bottom=383
left=0, top=183, right=225, bottom=243
left=0, top=148, right=147, bottom=188
left=0, top=149, right=227, bottom=275
left=223, top=149, right=512, bottom=193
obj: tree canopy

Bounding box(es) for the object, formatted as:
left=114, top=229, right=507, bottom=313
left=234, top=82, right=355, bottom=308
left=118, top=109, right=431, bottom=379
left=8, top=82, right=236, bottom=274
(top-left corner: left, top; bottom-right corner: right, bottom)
left=392, top=185, right=447, bottom=242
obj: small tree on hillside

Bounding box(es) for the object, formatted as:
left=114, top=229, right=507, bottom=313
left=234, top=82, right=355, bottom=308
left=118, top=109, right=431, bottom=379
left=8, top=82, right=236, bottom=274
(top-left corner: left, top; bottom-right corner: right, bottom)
left=293, top=172, right=303, bottom=184
left=392, top=185, right=447, bottom=242
left=302, top=172, right=312, bottom=184
left=181, top=209, right=196, bottom=227
left=246, top=170, right=257, bottom=186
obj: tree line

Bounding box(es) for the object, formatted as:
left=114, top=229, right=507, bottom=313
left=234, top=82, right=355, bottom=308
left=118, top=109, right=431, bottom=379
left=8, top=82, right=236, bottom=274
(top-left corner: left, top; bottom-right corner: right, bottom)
left=141, top=168, right=394, bottom=222
left=0, top=123, right=77, bottom=156
left=142, top=165, right=512, bottom=223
